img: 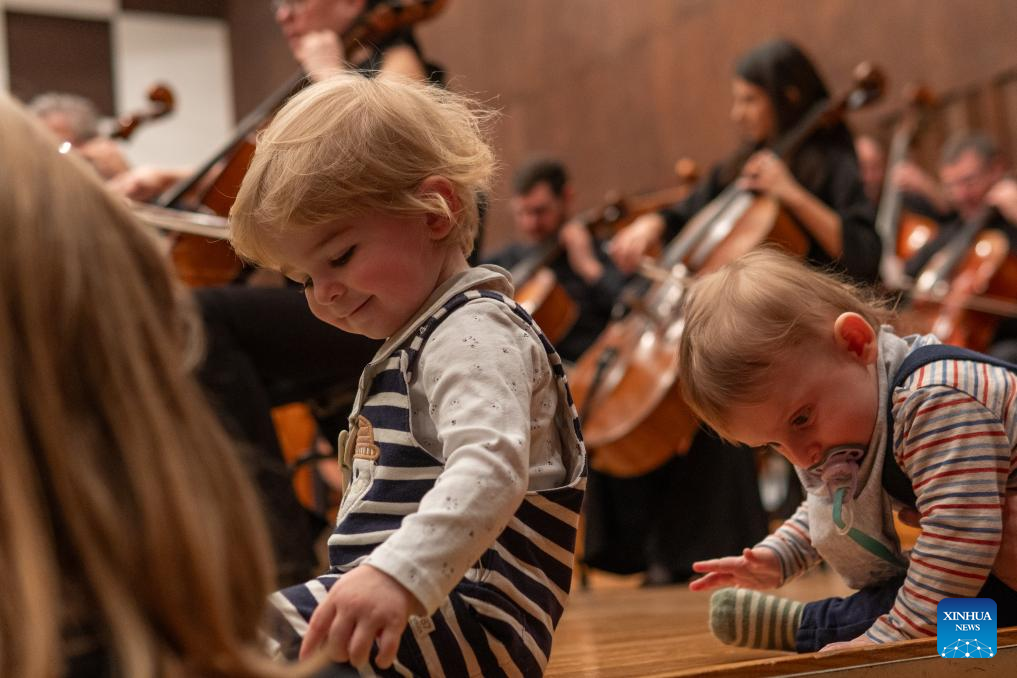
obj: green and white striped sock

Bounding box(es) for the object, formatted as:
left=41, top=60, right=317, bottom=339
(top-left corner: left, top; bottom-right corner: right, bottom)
left=709, top=588, right=803, bottom=651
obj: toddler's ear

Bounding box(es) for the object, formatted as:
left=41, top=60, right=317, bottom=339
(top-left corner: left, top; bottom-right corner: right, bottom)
left=418, top=176, right=460, bottom=240
left=833, top=312, right=877, bottom=364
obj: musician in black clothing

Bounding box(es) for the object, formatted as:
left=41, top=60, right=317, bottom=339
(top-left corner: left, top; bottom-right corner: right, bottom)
left=903, top=132, right=1017, bottom=275
left=484, top=157, right=627, bottom=362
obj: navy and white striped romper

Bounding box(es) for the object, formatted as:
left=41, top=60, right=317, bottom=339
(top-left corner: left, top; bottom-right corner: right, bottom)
left=268, top=289, right=587, bottom=677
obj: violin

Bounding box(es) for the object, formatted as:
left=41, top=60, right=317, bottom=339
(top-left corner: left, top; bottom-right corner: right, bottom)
left=154, top=0, right=450, bottom=288
left=900, top=206, right=1017, bottom=351
left=569, top=64, right=885, bottom=478
left=874, top=84, right=940, bottom=279
left=514, top=159, right=700, bottom=345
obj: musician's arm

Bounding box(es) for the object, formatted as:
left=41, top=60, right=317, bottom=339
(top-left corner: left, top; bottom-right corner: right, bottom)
left=779, top=180, right=843, bottom=259
left=378, top=44, right=428, bottom=81
left=986, top=177, right=1017, bottom=225
left=106, top=165, right=194, bottom=202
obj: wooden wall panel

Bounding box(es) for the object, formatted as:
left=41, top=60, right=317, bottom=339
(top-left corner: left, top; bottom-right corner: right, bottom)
left=227, top=0, right=1017, bottom=252
left=5, top=11, right=113, bottom=113
left=226, top=1, right=293, bottom=122
left=121, top=0, right=227, bottom=19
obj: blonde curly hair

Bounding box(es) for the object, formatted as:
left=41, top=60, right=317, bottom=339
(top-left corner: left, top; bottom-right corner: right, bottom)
left=230, top=73, right=496, bottom=267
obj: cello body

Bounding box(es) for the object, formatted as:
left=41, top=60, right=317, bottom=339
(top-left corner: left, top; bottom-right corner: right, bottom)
left=568, top=275, right=698, bottom=477
left=515, top=268, right=579, bottom=345
left=904, top=224, right=1017, bottom=352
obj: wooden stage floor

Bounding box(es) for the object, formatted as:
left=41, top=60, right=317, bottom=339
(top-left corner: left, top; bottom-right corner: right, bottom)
left=545, top=569, right=1017, bottom=677
left=546, top=568, right=853, bottom=677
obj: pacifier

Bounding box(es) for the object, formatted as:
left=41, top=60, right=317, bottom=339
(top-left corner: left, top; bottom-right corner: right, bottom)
left=807, top=444, right=866, bottom=534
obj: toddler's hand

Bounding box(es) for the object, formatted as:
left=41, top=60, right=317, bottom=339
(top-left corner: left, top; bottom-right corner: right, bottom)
left=689, top=547, right=781, bottom=592
left=299, top=564, right=422, bottom=669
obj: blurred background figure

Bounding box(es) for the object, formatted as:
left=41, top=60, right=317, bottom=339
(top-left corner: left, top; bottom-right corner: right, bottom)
left=485, top=157, right=627, bottom=362
left=29, top=91, right=130, bottom=180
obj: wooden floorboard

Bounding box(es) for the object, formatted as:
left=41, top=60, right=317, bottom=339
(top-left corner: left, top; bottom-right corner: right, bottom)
left=546, top=569, right=1015, bottom=676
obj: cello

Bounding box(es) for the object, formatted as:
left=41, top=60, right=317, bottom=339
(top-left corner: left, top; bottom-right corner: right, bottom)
left=153, top=0, right=450, bottom=288
left=902, top=205, right=1017, bottom=352
left=569, top=63, right=885, bottom=478
left=513, top=159, right=700, bottom=344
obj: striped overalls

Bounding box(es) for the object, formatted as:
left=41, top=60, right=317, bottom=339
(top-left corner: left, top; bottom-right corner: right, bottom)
left=269, top=289, right=587, bottom=676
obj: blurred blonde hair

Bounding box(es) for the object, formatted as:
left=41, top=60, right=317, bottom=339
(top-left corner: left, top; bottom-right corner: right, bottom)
left=678, top=248, right=890, bottom=440
left=230, top=73, right=496, bottom=266
left=0, top=94, right=310, bottom=677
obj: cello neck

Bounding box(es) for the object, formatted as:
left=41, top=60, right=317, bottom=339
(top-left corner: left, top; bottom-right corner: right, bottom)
left=874, top=128, right=914, bottom=249
left=157, top=70, right=307, bottom=209
left=875, top=85, right=937, bottom=256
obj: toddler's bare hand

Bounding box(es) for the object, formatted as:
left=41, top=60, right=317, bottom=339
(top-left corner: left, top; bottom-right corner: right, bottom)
left=689, top=547, right=781, bottom=592
left=300, top=564, right=420, bottom=669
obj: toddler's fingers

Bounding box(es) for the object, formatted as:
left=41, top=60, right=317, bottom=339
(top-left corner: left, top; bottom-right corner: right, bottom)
left=326, top=612, right=356, bottom=664
left=374, top=619, right=405, bottom=669
left=692, top=555, right=747, bottom=573
left=300, top=603, right=338, bottom=660
left=741, top=547, right=767, bottom=565
left=346, top=621, right=376, bottom=668
left=688, top=572, right=732, bottom=591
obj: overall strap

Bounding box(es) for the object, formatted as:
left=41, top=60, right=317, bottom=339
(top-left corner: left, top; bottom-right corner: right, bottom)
left=884, top=343, right=1017, bottom=509
left=401, top=289, right=561, bottom=380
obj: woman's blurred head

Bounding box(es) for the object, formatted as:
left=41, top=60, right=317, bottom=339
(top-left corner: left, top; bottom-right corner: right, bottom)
left=732, top=39, right=829, bottom=143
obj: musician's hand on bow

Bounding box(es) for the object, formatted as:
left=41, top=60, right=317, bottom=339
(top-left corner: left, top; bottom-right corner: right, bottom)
left=986, top=177, right=1017, bottom=226
left=78, top=137, right=131, bottom=181
left=740, top=150, right=797, bottom=201
left=106, top=165, right=190, bottom=202
left=892, top=161, right=951, bottom=215
left=559, top=219, right=603, bottom=284
left=295, top=30, right=347, bottom=82
left=608, top=212, right=665, bottom=274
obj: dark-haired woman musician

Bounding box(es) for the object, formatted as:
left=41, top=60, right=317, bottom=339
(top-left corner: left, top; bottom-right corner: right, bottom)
left=586, top=39, right=880, bottom=584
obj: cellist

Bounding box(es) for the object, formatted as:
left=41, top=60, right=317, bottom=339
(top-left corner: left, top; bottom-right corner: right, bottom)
left=900, top=131, right=1017, bottom=360
left=29, top=92, right=131, bottom=180
left=611, top=39, right=880, bottom=282
left=484, top=157, right=628, bottom=361
left=587, top=39, right=880, bottom=585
